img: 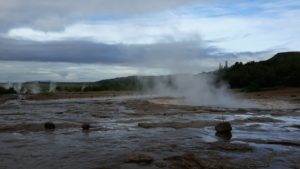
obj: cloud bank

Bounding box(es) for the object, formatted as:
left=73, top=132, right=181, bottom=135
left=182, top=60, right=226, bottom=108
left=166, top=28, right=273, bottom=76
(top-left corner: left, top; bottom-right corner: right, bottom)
left=0, top=0, right=299, bottom=82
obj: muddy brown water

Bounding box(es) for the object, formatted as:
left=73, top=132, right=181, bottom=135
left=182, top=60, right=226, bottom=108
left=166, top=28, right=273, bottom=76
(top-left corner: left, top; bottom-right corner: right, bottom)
left=0, top=96, right=299, bottom=169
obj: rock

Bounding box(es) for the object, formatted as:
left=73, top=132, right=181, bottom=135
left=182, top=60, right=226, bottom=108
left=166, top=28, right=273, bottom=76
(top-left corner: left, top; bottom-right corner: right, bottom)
left=215, top=132, right=232, bottom=140
left=215, top=122, right=232, bottom=140
left=215, top=122, right=232, bottom=133
left=81, top=123, right=90, bottom=130
left=44, top=122, right=55, bottom=130
left=125, top=153, right=154, bottom=164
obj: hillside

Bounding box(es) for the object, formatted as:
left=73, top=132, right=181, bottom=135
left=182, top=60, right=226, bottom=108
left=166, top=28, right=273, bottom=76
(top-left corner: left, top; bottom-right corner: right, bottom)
left=219, top=52, right=300, bottom=91
left=84, top=75, right=175, bottom=92
left=1, top=52, right=299, bottom=94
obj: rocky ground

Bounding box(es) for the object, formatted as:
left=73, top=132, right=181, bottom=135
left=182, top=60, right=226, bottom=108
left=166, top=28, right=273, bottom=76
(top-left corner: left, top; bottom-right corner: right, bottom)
left=0, top=90, right=299, bottom=169
left=239, top=87, right=300, bottom=107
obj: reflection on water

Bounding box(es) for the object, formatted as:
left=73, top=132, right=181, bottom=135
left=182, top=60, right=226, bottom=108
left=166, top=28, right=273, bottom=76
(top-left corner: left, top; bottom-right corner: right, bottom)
left=0, top=96, right=299, bottom=169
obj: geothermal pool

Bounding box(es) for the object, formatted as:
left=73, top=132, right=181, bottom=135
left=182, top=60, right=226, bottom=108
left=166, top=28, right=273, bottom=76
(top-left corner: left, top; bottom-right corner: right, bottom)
left=0, top=96, right=299, bottom=169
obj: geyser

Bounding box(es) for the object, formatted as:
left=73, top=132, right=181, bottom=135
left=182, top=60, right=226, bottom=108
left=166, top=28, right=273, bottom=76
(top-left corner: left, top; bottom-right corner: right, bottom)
left=143, top=74, right=257, bottom=108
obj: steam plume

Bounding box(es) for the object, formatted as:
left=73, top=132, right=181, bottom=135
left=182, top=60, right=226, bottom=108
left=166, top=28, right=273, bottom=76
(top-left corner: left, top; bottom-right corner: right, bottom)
left=142, top=74, right=257, bottom=108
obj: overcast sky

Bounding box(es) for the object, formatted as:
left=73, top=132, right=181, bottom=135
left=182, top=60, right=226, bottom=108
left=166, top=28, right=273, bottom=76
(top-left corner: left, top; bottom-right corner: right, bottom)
left=0, top=0, right=299, bottom=82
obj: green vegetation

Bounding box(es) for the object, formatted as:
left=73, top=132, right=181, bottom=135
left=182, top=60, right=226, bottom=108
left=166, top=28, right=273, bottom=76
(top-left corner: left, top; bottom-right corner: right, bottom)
left=218, top=52, right=300, bottom=92
left=0, top=86, right=16, bottom=95
left=84, top=76, right=142, bottom=91
left=83, top=76, right=174, bottom=92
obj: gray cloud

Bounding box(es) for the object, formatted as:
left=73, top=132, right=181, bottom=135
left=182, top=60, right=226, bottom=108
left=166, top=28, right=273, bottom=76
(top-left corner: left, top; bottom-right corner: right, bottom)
left=0, top=0, right=296, bottom=82
left=0, top=37, right=125, bottom=63
left=0, top=0, right=206, bottom=31
left=0, top=37, right=220, bottom=64
left=0, top=37, right=274, bottom=75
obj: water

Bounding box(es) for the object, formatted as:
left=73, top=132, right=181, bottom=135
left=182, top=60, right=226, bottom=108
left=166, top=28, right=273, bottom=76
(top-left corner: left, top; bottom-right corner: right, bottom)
left=0, top=96, right=299, bottom=169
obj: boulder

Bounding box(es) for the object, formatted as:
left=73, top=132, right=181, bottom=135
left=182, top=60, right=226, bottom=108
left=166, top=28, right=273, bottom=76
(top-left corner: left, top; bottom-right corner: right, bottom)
left=215, top=122, right=232, bottom=140
left=81, top=123, right=90, bottom=130
left=215, top=122, right=232, bottom=133
left=215, top=132, right=232, bottom=140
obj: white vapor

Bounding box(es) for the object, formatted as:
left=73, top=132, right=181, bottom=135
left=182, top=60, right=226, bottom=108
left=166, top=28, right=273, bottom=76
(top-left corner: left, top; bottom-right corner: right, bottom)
left=143, top=74, right=257, bottom=108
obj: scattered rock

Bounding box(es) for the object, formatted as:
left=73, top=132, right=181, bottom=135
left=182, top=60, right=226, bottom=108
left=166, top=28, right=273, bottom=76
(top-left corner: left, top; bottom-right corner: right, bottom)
left=125, top=153, right=154, bottom=164
left=215, top=122, right=232, bottom=133
left=44, top=122, right=55, bottom=130
left=81, top=123, right=90, bottom=131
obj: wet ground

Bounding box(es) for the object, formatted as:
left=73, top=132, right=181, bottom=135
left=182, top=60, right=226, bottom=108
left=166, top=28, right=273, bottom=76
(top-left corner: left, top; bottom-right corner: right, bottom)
left=0, top=95, right=299, bottom=169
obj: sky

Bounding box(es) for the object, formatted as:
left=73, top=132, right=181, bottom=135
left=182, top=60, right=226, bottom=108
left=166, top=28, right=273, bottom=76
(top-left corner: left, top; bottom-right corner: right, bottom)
left=0, top=0, right=299, bottom=82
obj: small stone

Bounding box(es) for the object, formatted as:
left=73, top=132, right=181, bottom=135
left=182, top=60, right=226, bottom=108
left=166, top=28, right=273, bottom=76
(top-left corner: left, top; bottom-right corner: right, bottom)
left=81, top=123, right=90, bottom=130
left=44, top=122, right=55, bottom=130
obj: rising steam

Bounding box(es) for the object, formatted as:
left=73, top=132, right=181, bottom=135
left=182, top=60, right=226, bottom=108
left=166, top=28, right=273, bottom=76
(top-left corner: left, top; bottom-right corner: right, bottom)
left=27, top=82, right=41, bottom=94
left=2, top=82, right=41, bottom=94
left=141, top=74, right=257, bottom=108
left=49, top=82, right=57, bottom=93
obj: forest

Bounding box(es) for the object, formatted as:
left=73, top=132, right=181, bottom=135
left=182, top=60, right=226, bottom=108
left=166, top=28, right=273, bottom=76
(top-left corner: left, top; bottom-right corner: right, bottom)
left=218, top=52, right=300, bottom=91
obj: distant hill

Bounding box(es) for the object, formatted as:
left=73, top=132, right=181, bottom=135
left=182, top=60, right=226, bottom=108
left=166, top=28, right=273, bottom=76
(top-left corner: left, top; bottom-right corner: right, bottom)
left=83, top=75, right=175, bottom=92
left=219, top=52, right=300, bottom=91
left=1, top=52, right=299, bottom=94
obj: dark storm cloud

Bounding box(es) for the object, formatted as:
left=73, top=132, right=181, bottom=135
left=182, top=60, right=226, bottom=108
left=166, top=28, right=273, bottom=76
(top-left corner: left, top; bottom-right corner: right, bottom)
left=0, top=37, right=126, bottom=63
left=0, top=37, right=225, bottom=66
left=0, top=37, right=273, bottom=68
